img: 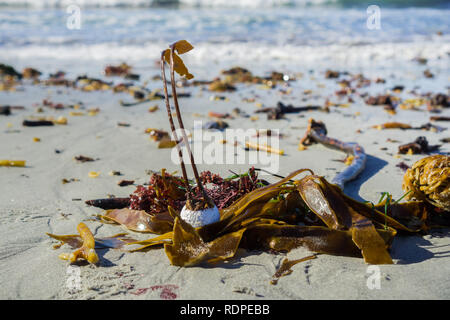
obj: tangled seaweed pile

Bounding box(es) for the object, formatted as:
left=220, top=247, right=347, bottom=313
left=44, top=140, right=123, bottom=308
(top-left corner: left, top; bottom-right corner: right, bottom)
left=49, top=164, right=449, bottom=267
left=47, top=40, right=450, bottom=270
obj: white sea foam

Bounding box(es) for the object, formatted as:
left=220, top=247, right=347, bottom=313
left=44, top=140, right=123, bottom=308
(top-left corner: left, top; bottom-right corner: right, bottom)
left=0, top=41, right=447, bottom=67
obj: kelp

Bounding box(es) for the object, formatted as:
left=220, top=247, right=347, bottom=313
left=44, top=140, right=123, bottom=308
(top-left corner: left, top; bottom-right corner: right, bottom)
left=270, top=255, right=317, bottom=285
left=61, top=162, right=446, bottom=267
left=402, top=155, right=449, bottom=210
left=47, top=223, right=136, bottom=264
left=47, top=223, right=100, bottom=264
left=117, top=168, right=426, bottom=266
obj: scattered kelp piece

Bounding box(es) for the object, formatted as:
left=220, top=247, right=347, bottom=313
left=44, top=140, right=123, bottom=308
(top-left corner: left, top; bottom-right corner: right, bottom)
left=417, top=122, right=446, bottom=133
left=373, top=122, right=444, bottom=132
left=118, top=180, right=135, bottom=187
left=48, top=223, right=99, bottom=264
left=429, top=93, right=449, bottom=108
left=208, top=111, right=232, bottom=119
left=202, top=120, right=229, bottom=131
left=398, top=136, right=440, bottom=155
left=372, top=122, right=412, bottom=130
left=42, top=99, right=66, bottom=109
left=270, top=255, right=316, bottom=285
left=255, top=102, right=321, bottom=120
left=158, top=139, right=177, bottom=149
left=365, top=95, right=396, bottom=108
left=0, top=63, right=22, bottom=79
left=22, top=120, right=54, bottom=127
left=0, top=160, right=26, bottom=167
left=74, top=155, right=95, bottom=162
left=146, top=128, right=170, bottom=141
left=104, top=63, right=132, bottom=77
left=245, top=141, right=284, bottom=155
left=402, top=155, right=449, bottom=211
left=85, top=197, right=131, bottom=210
left=208, top=79, right=236, bottom=92
left=423, top=70, right=434, bottom=78
left=62, top=178, right=79, bottom=184
left=0, top=106, right=11, bottom=115
left=120, top=92, right=191, bottom=107
left=430, top=116, right=450, bottom=122
left=299, top=118, right=366, bottom=190
left=219, top=68, right=289, bottom=86
left=22, top=67, right=41, bottom=79
left=325, top=70, right=340, bottom=79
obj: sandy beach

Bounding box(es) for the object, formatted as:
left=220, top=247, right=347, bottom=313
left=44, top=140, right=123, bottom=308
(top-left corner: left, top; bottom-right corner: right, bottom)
left=1, top=1, right=449, bottom=301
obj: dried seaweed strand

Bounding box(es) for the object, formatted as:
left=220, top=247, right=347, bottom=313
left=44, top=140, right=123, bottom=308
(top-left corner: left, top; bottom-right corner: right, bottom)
left=160, top=50, right=191, bottom=197
left=168, top=43, right=208, bottom=201
left=270, top=254, right=317, bottom=285
left=300, top=118, right=366, bottom=190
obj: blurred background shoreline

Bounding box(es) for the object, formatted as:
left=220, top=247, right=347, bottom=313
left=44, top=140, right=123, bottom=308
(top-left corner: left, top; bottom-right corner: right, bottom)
left=0, top=0, right=448, bottom=80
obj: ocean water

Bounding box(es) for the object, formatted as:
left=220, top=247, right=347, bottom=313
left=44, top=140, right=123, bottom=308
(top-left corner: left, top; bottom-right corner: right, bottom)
left=0, top=0, right=448, bottom=77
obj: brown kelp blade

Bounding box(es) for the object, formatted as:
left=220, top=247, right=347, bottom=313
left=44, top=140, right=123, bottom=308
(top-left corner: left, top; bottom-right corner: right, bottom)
left=164, top=217, right=246, bottom=267
left=297, top=176, right=394, bottom=264
left=221, top=168, right=313, bottom=221
left=241, top=224, right=362, bottom=257
left=101, top=208, right=174, bottom=234
left=164, top=217, right=208, bottom=267
left=163, top=49, right=194, bottom=79
left=127, top=232, right=174, bottom=252
left=172, top=40, right=194, bottom=55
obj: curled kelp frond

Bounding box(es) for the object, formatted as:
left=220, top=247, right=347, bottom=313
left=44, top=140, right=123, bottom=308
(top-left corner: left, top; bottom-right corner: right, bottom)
left=47, top=224, right=136, bottom=263
left=48, top=223, right=99, bottom=264
left=299, top=118, right=366, bottom=190
left=402, top=155, right=449, bottom=211
left=270, top=255, right=317, bottom=285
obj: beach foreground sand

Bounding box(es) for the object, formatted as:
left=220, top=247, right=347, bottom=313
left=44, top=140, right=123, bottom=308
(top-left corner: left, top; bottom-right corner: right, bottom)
left=1, top=62, right=449, bottom=300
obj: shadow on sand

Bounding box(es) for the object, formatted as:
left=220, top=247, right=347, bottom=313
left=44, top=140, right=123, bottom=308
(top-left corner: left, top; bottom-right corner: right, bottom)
left=342, top=154, right=388, bottom=202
